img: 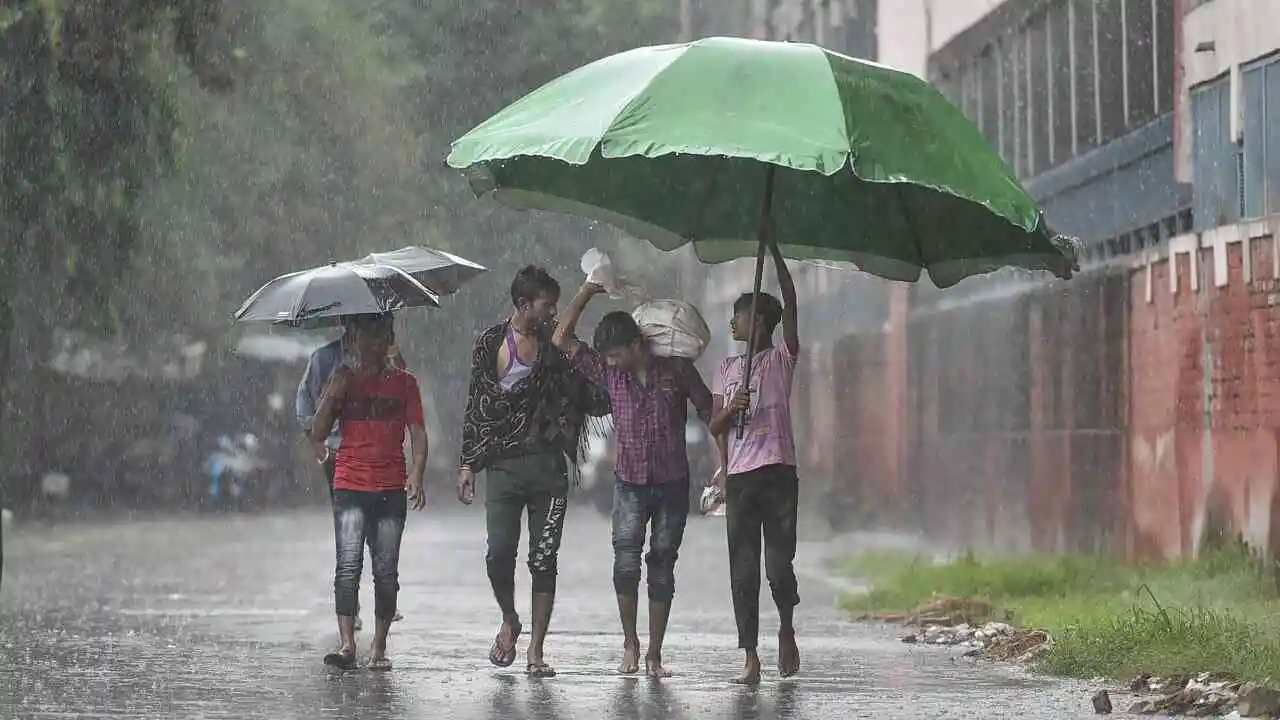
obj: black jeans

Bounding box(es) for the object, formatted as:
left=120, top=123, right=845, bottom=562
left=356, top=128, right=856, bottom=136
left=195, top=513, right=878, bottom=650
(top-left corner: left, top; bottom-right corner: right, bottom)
left=726, top=464, right=800, bottom=650
left=612, top=478, right=689, bottom=603
left=332, top=489, right=406, bottom=621
left=485, top=451, right=569, bottom=614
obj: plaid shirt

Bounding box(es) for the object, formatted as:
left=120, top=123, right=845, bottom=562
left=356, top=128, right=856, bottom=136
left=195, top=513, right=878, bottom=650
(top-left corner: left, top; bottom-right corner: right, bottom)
left=571, top=344, right=713, bottom=485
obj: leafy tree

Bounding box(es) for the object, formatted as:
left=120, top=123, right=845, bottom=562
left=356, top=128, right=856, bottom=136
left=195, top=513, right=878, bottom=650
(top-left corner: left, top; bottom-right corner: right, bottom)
left=0, top=0, right=236, bottom=506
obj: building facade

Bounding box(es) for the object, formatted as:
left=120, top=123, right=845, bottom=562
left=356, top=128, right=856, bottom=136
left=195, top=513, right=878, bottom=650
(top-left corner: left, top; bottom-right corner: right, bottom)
left=827, top=0, right=1280, bottom=558
left=929, top=0, right=1191, bottom=269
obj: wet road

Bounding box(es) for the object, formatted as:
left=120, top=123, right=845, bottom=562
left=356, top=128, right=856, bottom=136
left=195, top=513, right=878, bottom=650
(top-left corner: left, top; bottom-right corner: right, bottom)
left=2, top=507, right=1101, bottom=719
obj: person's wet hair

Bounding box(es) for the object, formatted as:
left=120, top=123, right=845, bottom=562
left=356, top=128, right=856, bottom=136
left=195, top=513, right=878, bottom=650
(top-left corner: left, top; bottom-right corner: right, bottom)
left=733, top=292, right=783, bottom=335
left=593, top=311, right=643, bottom=354
left=510, top=265, right=560, bottom=308
left=349, top=312, right=394, bottom=337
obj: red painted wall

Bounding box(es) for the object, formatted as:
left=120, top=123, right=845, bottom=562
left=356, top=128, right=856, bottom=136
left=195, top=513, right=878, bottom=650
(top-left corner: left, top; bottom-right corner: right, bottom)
left=809, top=224, right=1280, bottom=558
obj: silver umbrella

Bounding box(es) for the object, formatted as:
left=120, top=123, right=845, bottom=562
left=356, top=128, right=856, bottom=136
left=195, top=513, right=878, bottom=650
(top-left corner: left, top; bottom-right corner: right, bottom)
left=232, top=261, right=441, bottom=326
left=354, top=246, right=488, bottom=296
left=232, top=246, right=488, bottom=327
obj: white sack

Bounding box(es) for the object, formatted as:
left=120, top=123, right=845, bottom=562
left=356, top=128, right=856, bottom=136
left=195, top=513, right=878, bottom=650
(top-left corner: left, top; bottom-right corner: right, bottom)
left=631, top=299, right=711, bottom=360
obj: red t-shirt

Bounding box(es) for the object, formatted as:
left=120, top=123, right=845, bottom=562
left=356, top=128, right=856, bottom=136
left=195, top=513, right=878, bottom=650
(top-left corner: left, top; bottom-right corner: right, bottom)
left=333, top=368, right=425, bottom=492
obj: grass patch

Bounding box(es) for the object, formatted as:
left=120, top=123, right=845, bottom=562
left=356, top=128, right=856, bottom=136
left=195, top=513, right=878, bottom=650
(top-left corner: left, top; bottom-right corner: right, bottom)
left=838, top=540, right=1280, bottom=683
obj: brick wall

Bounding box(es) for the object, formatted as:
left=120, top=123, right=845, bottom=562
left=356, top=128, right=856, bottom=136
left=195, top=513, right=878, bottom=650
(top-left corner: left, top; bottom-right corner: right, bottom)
left=808, top=218, right=1280, bottom=559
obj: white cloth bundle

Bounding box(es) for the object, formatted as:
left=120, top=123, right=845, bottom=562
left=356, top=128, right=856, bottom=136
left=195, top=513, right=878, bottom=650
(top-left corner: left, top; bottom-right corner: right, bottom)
left=580, top=248, right=709, bottom=360
left=580, top=248, right=645, bottom=301
left=631, top=299, right=711, bottom=360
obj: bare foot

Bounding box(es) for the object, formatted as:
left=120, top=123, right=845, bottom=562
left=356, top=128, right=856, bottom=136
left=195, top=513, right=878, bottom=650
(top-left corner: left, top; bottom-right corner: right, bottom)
left=645, top=653, right=672, bottom=679
left=618, top=639, right=641, bottom=674
left=730, top=651, right=762, bottom=685
left=778, top=631, right=801, bottom=678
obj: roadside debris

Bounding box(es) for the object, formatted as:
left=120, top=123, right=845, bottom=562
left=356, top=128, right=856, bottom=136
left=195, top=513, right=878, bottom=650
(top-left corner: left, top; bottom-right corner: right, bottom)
left=857, top=595, right=1280, bottom=717
left=883, top=596, right=1055, bottom=663
left=1124, top=673, right=1247, bottom=717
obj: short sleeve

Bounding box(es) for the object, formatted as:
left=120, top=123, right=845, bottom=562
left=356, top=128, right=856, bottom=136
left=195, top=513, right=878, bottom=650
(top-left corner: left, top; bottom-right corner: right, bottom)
left=712, top=358, right=727, bottom=396
left=402, top=373, right=425, bottom=426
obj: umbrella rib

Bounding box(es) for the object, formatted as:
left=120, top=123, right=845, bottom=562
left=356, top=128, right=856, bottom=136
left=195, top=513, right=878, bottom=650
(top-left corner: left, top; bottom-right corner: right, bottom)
left=358, top=262, right=441, bottom=304
left=286, top=272, right=319, bottom=323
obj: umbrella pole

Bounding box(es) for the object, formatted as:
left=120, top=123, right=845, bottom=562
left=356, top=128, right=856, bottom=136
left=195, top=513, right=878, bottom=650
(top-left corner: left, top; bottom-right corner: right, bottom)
left=737, top=165, right=777, bottom=439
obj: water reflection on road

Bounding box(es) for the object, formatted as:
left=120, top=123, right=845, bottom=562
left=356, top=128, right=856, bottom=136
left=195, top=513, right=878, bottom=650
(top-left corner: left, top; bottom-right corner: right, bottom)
left=2, top=508, right=1098, bottom=719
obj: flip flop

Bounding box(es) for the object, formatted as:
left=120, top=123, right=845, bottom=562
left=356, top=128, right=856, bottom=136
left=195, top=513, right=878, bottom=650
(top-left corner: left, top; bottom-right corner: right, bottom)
left=323, top=649, right=357, bottom=670
left=488, top=622, right=522, bottom=668
left=526, top=662, right=557, bottom=678
left=367, top=657, right=393, bottom=672
left=645, top=659, right=673, bottom=679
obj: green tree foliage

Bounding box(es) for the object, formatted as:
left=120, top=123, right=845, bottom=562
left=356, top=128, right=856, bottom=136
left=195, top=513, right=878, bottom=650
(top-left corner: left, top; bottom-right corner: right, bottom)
left=2, top=0, right=688, bottom=499
left=0, top=0, right=236, bottom=500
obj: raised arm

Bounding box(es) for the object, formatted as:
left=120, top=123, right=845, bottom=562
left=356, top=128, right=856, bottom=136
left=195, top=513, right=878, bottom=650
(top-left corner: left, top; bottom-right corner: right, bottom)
left=552, top=281, right=604, bottom=355
left=770, top=240, right=799, bottom=356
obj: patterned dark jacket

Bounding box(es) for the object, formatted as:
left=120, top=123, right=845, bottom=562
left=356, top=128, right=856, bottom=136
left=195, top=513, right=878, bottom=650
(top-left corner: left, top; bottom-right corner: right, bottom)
left=459, top=321, right=612, bottom=472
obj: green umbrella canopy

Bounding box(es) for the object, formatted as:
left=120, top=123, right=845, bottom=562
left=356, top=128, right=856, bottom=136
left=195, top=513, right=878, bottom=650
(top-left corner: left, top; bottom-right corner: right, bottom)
left=447, top=36, right=1078, bottom=288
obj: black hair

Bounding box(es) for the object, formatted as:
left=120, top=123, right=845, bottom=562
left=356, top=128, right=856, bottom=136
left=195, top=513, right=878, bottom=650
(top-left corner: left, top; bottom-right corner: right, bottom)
left=733, top=292, right=783, bottom=335
left=510, top=265, right=560, bottom=308
left=349, top=312, right=394, bottom=336
left=593, top=311, right=643, bottom=354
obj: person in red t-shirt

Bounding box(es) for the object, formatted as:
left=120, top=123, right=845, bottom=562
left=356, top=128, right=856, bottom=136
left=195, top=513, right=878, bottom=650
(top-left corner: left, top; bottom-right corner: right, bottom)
left=309, top=313, right=427, bottom=671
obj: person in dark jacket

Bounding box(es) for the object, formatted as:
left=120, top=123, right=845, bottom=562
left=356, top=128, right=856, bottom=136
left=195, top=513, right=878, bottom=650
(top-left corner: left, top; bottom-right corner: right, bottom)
left=455, top=265, right=611, bottom=678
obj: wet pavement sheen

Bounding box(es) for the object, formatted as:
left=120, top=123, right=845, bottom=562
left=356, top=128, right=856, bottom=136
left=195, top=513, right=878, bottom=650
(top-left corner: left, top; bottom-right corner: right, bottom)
left=2, top=507, right=1101, bottom=719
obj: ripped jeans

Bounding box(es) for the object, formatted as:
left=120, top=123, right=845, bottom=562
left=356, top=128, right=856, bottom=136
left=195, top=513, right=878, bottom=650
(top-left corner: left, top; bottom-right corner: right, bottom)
left=612, top=478, right=689, bottom=603
left=332, top=490, right=406, bottom=622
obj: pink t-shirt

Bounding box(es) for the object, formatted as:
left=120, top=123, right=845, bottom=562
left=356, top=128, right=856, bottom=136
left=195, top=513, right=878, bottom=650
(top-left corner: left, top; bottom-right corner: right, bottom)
left=713, top=344, right=797, bottom=476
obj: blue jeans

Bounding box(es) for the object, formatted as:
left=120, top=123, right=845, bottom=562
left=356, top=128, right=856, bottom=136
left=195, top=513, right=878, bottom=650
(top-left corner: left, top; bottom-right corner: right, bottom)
left=332, top=490, right=406, bottom=621
left=612, top=478, right=690, bottom=603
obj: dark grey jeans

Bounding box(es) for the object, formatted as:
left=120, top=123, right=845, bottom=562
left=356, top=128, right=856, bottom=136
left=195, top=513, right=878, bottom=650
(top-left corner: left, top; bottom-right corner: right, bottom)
left=726, top=463, right=800, bottom=650
left=332, top=489, right=406, bottom=621
left=612, top=478, right=689, bottom=603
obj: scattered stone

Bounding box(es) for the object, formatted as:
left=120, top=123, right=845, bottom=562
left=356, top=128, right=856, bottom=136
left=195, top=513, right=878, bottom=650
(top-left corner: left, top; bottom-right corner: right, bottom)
left=1124, top=674, right=1256, bottom=717
left=899, top=619, right=1016, bottom=648
left=1091, top=689, right=1113, bottom=714
left=1236, top=683, right=1280, bottom=718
